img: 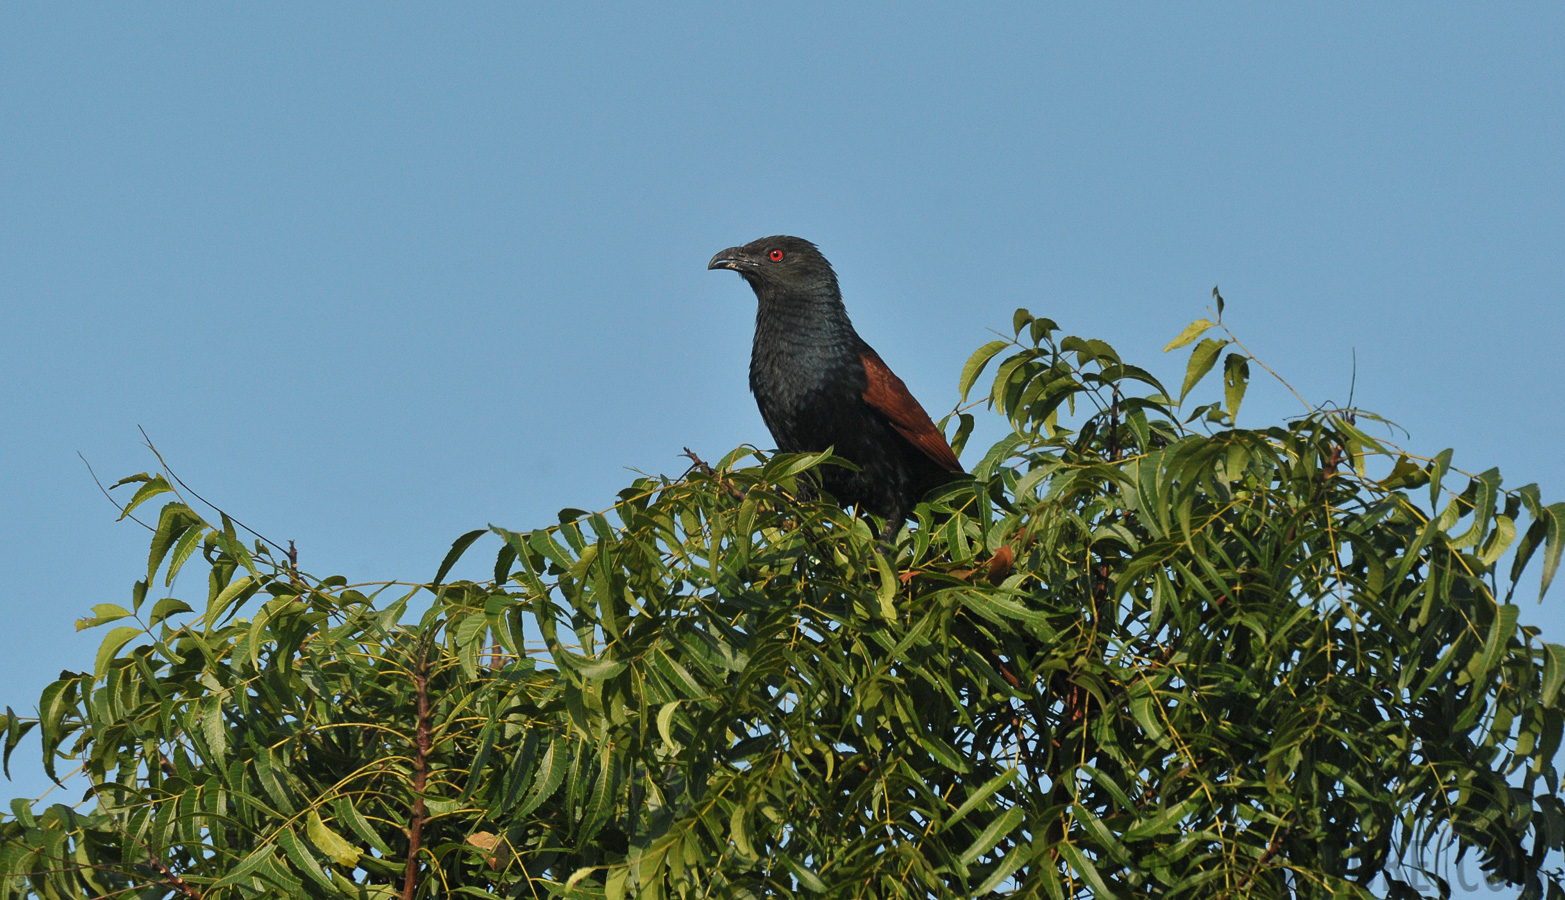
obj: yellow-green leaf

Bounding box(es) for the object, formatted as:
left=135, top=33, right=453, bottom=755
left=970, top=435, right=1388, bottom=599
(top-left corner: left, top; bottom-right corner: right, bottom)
left=1179, top=338, right=1228, bottom=402
left=1163, top=318, right=1216, bottom=352
left=307, top=810, right=361, bottom=868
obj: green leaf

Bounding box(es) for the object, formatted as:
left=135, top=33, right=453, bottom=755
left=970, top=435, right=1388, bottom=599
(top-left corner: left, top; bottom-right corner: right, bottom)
left=147, top=502, right=204, bottom=584
left=1163, top=318, right=1215, bottom=352
left=1057, top=841, right=1117, bottom=899
left=959, top=804, right=1023, bottom=867
left=657, top=701, right=681, bottom=751
left=206, top=575, right=256, bottom=628
left=307, top=809, right=361, bottom=868
left=783, top=854, right=826, bottom=892
left=201, top=696, right=227, bottom=762
left=117, top=474, right=173, bottom=519
left=1429, top=448, right=1454, bottom=509
left=164, top=521, right=205, bottom=586
left=1541, top=643, right=1565, bottom=709
left=1465, top=603, right=1520, bottom=685
left=1479, top=514, right=1516, bottom=566
left=76, top=604, right=132, bottom=631
left=873, top=551, right=898, bottom=620
left=434, top=529, right=487, bottom=585
left=1541, top=503, right=1565, bottom=599
left=277, top=825, right=335, bottom=888
left=2, top=707, right=33, bottom=779
left=332, top=797, right=393, bottom=855
left=1125, top=797, right=1197, bottom=841
left=148, top=597, right=194, bottom=626
left=516, top=735, right=568, bottom=817
left=1222, top=352, right=1249, bottom=419
left=566, top=654, right=626, bottom=681
left=975, top=842, right=1031, bottom=894
left=944, top=767, right=1017, bottom=830
left=94, top=626, right=141, bottom=679
left=1179, top=338, right=1228, bottom=403
left=212, top=845, right=279, bottom=889
left=960, top=340, right=1013, bottom=401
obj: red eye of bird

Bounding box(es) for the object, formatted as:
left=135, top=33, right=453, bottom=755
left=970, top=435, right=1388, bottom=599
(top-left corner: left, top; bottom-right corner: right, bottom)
left=769, top=248, right=784, bottom=262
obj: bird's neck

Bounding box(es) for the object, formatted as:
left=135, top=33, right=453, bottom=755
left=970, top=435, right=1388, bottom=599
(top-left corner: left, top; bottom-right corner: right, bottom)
left=751, top=282, right=860, bottom=374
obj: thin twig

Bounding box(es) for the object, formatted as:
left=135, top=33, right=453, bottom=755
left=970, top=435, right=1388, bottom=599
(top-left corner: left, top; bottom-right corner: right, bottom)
left=138, top=426, right=289, bottom=556
left=78, top=454, right=155, bottom=533
left=1213, top=316, right=1312, bottom=413
left=144, top=852, right=204, bottom=899
left=680, top=448, right=746, bottom=501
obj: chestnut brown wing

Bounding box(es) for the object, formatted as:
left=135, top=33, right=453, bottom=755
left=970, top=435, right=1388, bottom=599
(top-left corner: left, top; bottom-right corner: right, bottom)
left=859, top=347, right=964, bottom=473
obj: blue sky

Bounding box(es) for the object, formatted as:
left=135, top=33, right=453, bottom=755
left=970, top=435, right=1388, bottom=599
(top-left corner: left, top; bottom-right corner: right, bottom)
left=2, top=3, right=1562, bottom=877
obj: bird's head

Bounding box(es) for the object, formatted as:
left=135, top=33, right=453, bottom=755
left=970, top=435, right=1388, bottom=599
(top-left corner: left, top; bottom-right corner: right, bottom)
left=708, top=236, right=838, bottom=295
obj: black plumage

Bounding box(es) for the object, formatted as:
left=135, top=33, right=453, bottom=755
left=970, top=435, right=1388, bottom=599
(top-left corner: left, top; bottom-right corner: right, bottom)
left=708, top=235, right=963, bottom=539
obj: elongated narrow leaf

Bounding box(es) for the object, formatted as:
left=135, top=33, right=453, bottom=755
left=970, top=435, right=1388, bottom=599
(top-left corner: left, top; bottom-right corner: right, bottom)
left=94, top=627, right=141, bottom=679
left=1542, top=643, right=1565, bottom=709
left=1163, top=318, right=1215, bottom=352
left=959, top=805, right=1023, bottom=867
left=307, top=809, right=361, bottom=868
left=1541, top=503, right=1565, bottom=599
left=1222, top=352, right=1249, bottom=419
left=434, top=529, right=487, bottom=585
left=1179, top=338, right=1228, bottom=402
left=945, top=767, right=1017, bottom=830
left=960, top=340, right=1013, bottom=401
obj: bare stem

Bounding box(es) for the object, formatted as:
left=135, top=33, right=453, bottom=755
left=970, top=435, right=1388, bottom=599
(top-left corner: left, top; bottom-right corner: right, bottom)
left=402, top=640, right=433, bottom=900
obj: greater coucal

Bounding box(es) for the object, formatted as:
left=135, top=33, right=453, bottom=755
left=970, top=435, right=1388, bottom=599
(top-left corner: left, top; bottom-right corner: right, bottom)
left=708, top=235, right=963, bottom=541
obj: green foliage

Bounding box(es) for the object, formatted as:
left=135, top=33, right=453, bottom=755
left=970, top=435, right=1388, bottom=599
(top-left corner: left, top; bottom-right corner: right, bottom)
left=3, top=308, right=1564, bottom=899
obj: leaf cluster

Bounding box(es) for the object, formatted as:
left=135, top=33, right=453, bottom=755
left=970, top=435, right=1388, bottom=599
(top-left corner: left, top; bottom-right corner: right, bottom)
left=3, top=309, right=1564, bottom=899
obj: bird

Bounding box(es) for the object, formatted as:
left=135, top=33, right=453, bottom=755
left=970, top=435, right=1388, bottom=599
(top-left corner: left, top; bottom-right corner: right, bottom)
left=708, top=235, right=963, bottom=542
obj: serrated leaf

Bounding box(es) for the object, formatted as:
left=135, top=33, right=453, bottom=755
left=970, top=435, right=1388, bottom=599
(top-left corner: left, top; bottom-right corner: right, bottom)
left=975, top=842, right=1031, bottom=894
left=1163, top=318, right=1215, bottom=352
left=206, top=575, right=256, bottom=629
left=567, top=655, right=626, bottom=681
left=1541, top=503, right=1565, bottom=600
left=1057, top=841, right=1115, bottom=898
left=1466, top=604, right=1520, bottom=685
left=1179, top=338, right=1228, bottom=403
left=118, top=474, right=173, bottom=519
left=516, top=735, right=567, bottom=817
left=201, top=697, right=227, bottom=762
left=945, top=767, right=1017, bottom=830
left=76, top=603, right=133, bottom=631
left=94, top=626, right=141, bottom=679
left=959, top=805, right=1023, bottom=867
left=277, top=825, right=335, bottom=888
left=434, top=529, right=486, bottom=585
left=960, top=340, right=1013, bottom=401
left=1542, top=643, right=1565, bottom=709
left=148, top=597, right=194, bottom=626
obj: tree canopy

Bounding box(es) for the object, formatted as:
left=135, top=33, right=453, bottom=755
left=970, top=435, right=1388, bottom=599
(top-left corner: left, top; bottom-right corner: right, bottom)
left=3, top=305, right=1564, bottom=899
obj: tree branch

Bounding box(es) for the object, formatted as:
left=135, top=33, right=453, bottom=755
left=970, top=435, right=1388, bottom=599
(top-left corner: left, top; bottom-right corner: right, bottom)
left=402, top=639, right=433, bottom=900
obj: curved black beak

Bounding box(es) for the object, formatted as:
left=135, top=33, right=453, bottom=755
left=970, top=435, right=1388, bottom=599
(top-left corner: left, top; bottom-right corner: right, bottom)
left=708, top=247, right=747, bottom=271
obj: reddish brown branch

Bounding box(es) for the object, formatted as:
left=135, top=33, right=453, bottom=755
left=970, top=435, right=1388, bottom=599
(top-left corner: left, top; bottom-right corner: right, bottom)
left=680, top=448, right=746, bottom=501
left=146, top=853, right=203, bottom=899
left=402, top=642, right=433, bottom=900
left=286, top=540, right=304, bottom=589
